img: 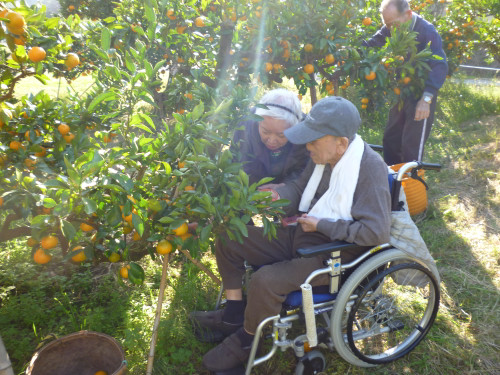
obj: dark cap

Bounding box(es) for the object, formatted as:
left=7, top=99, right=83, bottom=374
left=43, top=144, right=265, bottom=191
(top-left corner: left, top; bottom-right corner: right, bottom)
left=284, top=96, right=361, bottom=144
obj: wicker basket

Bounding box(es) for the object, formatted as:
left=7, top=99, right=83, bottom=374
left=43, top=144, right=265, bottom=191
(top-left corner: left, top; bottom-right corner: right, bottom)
left=390, top=163, right=427, bottom=216
left=25, top=331, right=126, bottom=375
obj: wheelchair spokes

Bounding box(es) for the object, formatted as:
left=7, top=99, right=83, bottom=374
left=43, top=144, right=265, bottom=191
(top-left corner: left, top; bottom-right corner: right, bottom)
left=344, top=262, right=440, bottom=365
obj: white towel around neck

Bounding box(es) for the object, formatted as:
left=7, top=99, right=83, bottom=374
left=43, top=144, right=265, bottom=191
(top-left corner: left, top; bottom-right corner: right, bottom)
left=299, top=134, right=364, bottom=221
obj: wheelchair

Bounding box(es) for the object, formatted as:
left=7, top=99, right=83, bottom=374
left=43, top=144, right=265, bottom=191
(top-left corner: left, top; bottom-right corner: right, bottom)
left=217, top=161, right=442, bottom=375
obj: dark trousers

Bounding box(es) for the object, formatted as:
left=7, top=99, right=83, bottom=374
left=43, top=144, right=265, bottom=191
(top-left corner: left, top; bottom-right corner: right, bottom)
left=215, top=225, right=365, bottom=333
left=383, top=96, right=437, bottom=165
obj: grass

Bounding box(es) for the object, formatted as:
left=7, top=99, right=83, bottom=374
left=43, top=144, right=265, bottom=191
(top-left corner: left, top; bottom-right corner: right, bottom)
left=0, top=78, right=499, bottom=375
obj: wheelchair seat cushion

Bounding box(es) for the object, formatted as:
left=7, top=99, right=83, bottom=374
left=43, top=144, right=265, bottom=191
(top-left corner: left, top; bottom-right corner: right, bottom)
left=284, top=285, right=337, bottom=308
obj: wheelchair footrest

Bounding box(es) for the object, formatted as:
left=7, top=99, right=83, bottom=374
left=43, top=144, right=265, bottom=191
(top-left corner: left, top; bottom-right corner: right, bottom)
left=213, top=364, right=245, bottom=375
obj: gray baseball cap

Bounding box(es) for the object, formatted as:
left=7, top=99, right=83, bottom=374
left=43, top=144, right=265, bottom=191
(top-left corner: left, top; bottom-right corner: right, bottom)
left=284, top=96, right=361, bottom=144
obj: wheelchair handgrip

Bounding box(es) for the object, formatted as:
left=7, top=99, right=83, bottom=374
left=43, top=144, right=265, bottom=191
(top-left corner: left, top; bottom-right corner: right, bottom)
left=297, top=241, right=372, bottom=258
left=420, top=162, right=441, bottom=171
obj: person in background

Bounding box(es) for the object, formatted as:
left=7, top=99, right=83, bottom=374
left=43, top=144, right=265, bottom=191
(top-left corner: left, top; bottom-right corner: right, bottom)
left=233, top=88, right=309, bottom=188
left=364, top=0, right=447, bottom=165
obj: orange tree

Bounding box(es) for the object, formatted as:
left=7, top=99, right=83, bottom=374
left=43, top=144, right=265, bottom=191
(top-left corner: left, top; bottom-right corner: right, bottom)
left=0, top=0, right=284, bottom=285
left=1, top=0, right=497, bottom=285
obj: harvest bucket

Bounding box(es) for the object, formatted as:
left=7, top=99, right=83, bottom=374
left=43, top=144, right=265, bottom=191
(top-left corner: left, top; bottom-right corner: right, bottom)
left=25, top=331, right=126, bottom=375
left=390, top=163, right=427, bottom=216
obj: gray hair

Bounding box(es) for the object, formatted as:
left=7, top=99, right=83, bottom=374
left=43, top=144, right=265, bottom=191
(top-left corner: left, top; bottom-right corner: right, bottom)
left=255, top=88, right=302, bottom=127
left=380, top=0, right=410, bottom=14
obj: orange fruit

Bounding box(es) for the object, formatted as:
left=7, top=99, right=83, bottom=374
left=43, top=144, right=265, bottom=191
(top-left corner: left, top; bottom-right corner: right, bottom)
left=394, top=87, right=401, bottom=95
left=120, top=265, right=130, bottom=279
left=177, top=57, right=184, bottom=63
left=27, top=237, right=38, bottom=247
left=41, top=235, right=58, bottom=250
left=361, top=98, right=369, bottom=104
left=184, top=185, right=195, bottom=191
left=42, top=207, right=52, bottom=214
left=25, top=129, right=41, bottom=141
left=0, top=8, right=8, bottom=18
left=282, top=49, right=290, bottom=59
left=65, top=53, right=80, bottom=70
left=58, top=123, right=70, bottom=135
left=68, top=5, right=75, bottom=11
left=71, top=246, right=86, bottom=262
left=402, top=76, right=411, bottom=85
left=14, top=35, right=26, bottom=45
left=63, top=132, right=75, bottom=143
left=325, top=54, right=335, bottom=64
left=361, top=104, right=368, bottom=109
left=265, top=62, right=272, bottom=72
left=28, top=47, right=46, bottom=62
left=365, top=71, right=376, bottom=81
left=34, top=249, right=52, bottom=264
left=9, top=141, right=22, bottom=151
left=184, top=93, right=193, bottom=100
left=35, top=146, right=47, bottom=157
left=178, top=161, right=186, bottom=168
left=132, top=231, right=141, bottom=241
left=166, top=9, right=176, bottom=20
left=94, top=371, right=108, bottom=375
left=195, top=16, right=205, bottom=27
left=156, top=239, right=173, bottom=255
left=172, top=222, right=188, bottom=236
left=176, top=26, right=186, bottom=34
left=108, top=253, right=120, bottom=263
left=303, top=64, right=314, bottom=74
left=304, top=43, right=313, bottom=53
left=362, top=17, right=372, bottom=26
left=80, top=222, right=94, bottom=232
left=24, top=158, right=36, bottom=169
left=0, top=197, right=3, bottom=206
left=177, top=108, right=185, bottom=114
left=5, top=11, right=25, bottom=33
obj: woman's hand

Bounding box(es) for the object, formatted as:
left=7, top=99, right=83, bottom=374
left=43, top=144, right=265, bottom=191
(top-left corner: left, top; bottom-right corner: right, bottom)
left=297, top=214, right=320, bottom=232
left=258, top=183, right=285, bottom=190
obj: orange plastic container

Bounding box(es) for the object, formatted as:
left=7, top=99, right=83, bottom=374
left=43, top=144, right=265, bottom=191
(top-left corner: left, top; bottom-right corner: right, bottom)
left=390, top=163, right=427, bottom=216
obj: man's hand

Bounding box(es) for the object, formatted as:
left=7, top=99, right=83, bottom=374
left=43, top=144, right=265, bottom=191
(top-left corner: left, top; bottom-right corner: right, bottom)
left=414, top=98, right=430, bottom=121
left=297, top=214, right=320, bottom=232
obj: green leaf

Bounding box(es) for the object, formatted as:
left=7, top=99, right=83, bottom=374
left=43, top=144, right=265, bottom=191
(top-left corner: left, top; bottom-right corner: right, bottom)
left=191, top=102, right=205, bottom=122
left=138, top=113, right=156, bottom=131
left=230, top=217, right=248, bottom=237
left=144, top=60, right=153, bottom=78
left=128, top=262, right=145, bottom=285
left=44, top=179, right=70, bottom=189
left=132, top=214, right=144, bottom=237
left=101, top=27, right=111, bottom=50
left=43, top=198, right=57, bottom=208
left=61, top=220, right=76, bottom=241
left=88, top=92, right=117, bottom=112
left=110, top=173, right=134, bottom=193
left=200, top=223, right=213, bottom=243
left=82, top=198, right=98, bottom=215
left=125, top=51, right=137, bottom=73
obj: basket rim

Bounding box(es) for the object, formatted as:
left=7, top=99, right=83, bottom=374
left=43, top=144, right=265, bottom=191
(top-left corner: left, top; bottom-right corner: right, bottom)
left=25, top=330, right=126, bottom=375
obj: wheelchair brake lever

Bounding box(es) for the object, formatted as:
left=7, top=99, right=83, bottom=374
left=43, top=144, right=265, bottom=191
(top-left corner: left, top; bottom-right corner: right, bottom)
left=411, top=169, right=429, bottom=190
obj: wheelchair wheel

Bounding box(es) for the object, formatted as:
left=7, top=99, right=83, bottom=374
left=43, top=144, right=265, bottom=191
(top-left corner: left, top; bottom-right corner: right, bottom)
left=295, top=350, right=326, bottom=375
left=330, top=249, right=440, bottom=367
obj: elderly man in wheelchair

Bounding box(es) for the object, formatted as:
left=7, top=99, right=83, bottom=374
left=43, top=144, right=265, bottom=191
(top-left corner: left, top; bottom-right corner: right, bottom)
left=191, top=96, right=440, bottom=375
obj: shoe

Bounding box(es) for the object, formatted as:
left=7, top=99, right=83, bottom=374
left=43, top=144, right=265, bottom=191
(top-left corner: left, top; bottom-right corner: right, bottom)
left=189, top=309, right=242, bottom=343
left=202, top=331, right=251, bottom=372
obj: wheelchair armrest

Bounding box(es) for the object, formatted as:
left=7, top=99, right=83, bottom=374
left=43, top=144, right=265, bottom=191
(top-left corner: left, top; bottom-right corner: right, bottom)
left=297, top=241, right=372, bottom=258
